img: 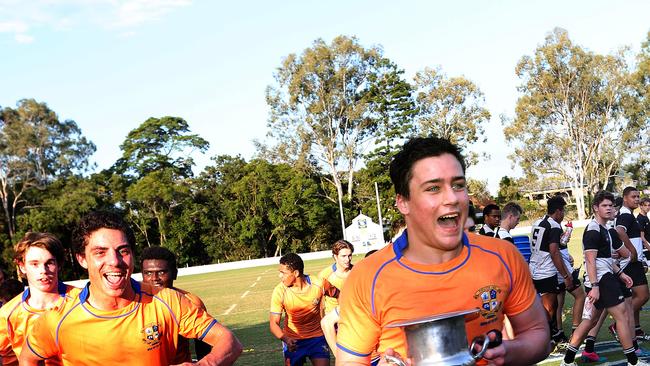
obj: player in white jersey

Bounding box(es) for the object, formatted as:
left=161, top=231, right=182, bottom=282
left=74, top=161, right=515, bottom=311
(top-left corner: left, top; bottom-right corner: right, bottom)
left=560, top=191, right=649, bottom=366
left=529, top=195, right=573, bottom=345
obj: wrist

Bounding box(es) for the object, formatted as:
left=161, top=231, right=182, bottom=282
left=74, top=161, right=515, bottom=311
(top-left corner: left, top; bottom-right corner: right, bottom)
left=592, top=282, right=599, bottom=288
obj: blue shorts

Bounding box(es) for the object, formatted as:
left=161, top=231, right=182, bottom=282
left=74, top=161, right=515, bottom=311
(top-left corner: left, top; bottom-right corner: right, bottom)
left=283, top=336, right=330, bottom=366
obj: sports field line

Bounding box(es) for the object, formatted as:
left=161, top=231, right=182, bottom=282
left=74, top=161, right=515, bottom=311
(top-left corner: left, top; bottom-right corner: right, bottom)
left=222, top=304, right=237, bottom=315
left=241, top=290, right=250, bottom=299
left=250, top=282, right=257, bottom=287
left=257, top=276, right=262, bottom=281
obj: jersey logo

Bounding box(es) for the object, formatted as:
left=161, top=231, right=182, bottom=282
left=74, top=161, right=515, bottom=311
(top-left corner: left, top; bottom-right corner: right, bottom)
left=474, top=285, right=502, bottom=320
left=141, top=322, right=162, bottom=350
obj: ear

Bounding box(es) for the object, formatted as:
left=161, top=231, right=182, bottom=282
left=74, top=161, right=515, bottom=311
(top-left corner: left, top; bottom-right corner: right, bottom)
left=396, top=194, right=410, bottom=215
left=18, top=262, right=26, bottom=275
left=76, top=253, right=88, bottom=269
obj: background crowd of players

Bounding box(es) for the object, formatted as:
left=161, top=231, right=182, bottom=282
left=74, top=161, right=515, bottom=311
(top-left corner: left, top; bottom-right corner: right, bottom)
left=0, top=136, right=649, bottom=365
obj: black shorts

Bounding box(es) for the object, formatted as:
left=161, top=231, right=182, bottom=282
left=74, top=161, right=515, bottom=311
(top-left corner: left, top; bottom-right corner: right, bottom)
left=558, top=269, right=582, bottom=292
left=623, top=261, right=648, bottom=287
left=534, top=275, right=561, bottom=295
left=585, top=273, right=626, bottom=310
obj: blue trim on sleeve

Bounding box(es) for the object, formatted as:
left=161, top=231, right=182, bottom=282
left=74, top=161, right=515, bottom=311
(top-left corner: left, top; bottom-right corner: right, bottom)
left=26, top=338, right=48, bottom=360
left=337, top=343, right=371, bottom=357
left=199, top=319, right=218, bottom=340
left=153, top=293, right=180, bottom=327
left=468, top=244, right=514, bottom=293
left=56, top=302, right=82, bottom=346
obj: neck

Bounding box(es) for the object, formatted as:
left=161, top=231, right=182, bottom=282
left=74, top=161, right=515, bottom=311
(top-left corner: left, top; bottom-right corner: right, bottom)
left=292, top=276, right=308, bottom=290
left=87, top=283, right=136, bottom=311
left=595, top=215, right=608, bottom=226
left=402, top=231, right=464, bottom=265
left=25, top=286, right=61, bottom=310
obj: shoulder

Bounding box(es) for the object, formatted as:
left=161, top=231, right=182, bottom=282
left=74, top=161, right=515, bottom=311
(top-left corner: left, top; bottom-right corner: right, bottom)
left=585, top=220, right=601, bottom=232
left=318, top=265, right=334, bottom=279
left=175, top=288, right=206, bottom=310
left=0, top=292, right=23, bottom=319
left=497, top=228, right=512, bottom=239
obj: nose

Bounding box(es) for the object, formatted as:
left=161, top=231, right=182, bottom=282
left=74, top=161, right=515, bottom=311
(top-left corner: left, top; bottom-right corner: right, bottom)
left=106, top=249, right=121, bottom=266
left=442, top=185, right=459, bottom=205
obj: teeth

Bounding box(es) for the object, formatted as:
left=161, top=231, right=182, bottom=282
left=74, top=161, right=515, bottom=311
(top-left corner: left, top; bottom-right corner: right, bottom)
left=440, top=214, right=458, bottom=219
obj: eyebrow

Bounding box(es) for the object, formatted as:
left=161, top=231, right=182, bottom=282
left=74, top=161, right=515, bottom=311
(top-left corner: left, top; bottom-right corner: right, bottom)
left=420, top=176, right=466, bottom=186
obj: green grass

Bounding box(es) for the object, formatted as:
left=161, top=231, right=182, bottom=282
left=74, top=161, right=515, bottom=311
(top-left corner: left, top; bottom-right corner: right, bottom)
left=175, top=240, right=650, bottom=366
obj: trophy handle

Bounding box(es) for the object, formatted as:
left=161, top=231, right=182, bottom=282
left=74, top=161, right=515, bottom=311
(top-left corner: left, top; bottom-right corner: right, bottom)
left=470, top=335, right=491, bottom=360
left=384, top=354, right=408, bottom=366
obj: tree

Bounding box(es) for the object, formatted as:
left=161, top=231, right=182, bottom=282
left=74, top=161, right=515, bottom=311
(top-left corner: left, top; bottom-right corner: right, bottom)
left=503, top=28, right=646, bottom=219
left=413, top=67, right=491, bottom=166
left=114, top=116, right=209, bottom=179
left=467, top=178, right=493, bottom=207
left=0, top=99, right=96, bottom=244
left=497, top=176, right=522, bottom=204
left=262, top=35, right=404, bottom=235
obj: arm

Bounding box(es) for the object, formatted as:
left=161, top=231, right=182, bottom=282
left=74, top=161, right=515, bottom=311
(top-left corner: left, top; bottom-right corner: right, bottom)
left=269, top=313, right=296, bottom=352
left=584, top=250, right=600, bottom=302
left=18, top=345, right=45, bottom=366
left=335, top=351, right=371, bottom=365
left=616, top=226, right=638, bottom=262
left=549, top=242, right=572, bottom=289
left=482, top=297, right=550, bottom=366
left=321, top=308, right=340, bottom=355
left=193, top=322, right=242, bottom=366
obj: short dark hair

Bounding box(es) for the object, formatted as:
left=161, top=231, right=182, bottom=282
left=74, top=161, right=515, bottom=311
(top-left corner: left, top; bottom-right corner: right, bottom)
left=280, top=253, right=304, bottom=276
left=593, top=190, right=615, bottom=208
left=365, top=250, right=378, bottom=258
left=502, top=202, right=523, bottom=218
left=72, top=211, right=136, bottom=256
left=389, top=137, right=466, bottom=199
left=14, top=232, right=65, bottom=271
left=546, top=195, right=566, bottom=215
left=0, top=278, right=24, bottom=302
left=141, top=246, right=178, bottom=279
left=332, top=240, right=354, bottom=255
left=614, top=196, right=623, bottom=208
left=641, top=197, right=650, bottom=205
left=623, top=186, right=639, bottom=197
left=482, top=204, right=500, bottom=217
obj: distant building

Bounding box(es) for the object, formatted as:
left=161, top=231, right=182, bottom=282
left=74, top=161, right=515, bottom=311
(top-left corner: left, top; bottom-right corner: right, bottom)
left=523, top=182, right=582, bottom=207
left=345, top=213, right=385, bottom=251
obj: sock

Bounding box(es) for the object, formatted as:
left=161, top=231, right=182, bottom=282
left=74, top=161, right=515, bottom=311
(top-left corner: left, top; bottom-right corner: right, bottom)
left=564, top=345, right=578, bottom=363
left=625, top=346, right=638, bottom=364
left=634, top=339, right=639, bottom=351
left=585, top=336, right=596, bottom=353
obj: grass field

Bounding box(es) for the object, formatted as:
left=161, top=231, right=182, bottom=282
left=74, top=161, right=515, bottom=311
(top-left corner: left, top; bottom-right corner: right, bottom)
left=174, top=232, right=650, bottom=365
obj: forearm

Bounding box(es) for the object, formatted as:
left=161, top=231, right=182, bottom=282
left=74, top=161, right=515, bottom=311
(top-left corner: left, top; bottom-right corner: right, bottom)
left=335, top=351, right=370, bottom=366
left=197, top=330, right=242, bottom=366
left=618, top=230, right=637, bottom=260
left=550, top=249, right=569, bottom=277
left=269, top=320, right=286, bottom=341
left=504, top=300, right=551, bottom=365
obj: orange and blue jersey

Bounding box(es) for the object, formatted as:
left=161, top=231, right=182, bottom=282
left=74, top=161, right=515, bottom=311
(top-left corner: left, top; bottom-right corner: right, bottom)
left=172, top=287, right=208, bottom=364
left=336, top=231, right=536, bottom=364
left=270, top=275, right=324, bottom=340
left=25, top=279, right=219, bottom=366
left=0, top=282, right=79, bottom=366
left=317, top=263, right=350, bottom=314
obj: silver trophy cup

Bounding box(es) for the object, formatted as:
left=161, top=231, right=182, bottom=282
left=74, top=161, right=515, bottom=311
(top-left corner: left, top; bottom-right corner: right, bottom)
left=384, top=309, right=490, bottom=366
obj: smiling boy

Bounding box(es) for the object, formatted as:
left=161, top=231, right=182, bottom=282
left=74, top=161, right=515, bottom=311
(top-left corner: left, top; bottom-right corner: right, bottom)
left=20, top=211, right=242, bottom=366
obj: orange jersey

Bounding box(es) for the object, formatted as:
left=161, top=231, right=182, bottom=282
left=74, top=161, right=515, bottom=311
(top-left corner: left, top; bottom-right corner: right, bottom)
left=25, top=279, right=218, bottom=366
left=317, top=264, right=350, bottom=314
left=337, top=232, right=536, bottom=363
left=172, top=287, right=208, bottom=364
left=270, top=275, right=324, bottom=339
left=0, top=282, right=79, bottom=366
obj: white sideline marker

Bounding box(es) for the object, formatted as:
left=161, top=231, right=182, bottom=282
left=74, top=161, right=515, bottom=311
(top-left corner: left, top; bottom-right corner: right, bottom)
left=223, top=304, right=236, bottom=315
left=241, top=290, right=250, bottom=299
left=250, top=282, right=257, bottom=288
left=256, top=276, right=261, bottom=281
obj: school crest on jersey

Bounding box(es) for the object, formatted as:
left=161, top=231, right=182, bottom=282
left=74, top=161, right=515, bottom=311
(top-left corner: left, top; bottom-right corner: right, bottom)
left=474, top=285, right=502, bottom=320
left=141, top=322, right=161, bottom=349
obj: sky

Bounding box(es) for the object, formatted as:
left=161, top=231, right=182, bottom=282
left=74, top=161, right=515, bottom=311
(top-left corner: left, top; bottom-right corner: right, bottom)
left=1, top=0, right=649, bottom=194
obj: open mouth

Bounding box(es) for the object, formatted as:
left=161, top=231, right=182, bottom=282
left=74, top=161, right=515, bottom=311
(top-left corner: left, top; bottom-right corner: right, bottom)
left=103, top=272, right=127, bottom=289
left=438, top=213, right=460, bottom=229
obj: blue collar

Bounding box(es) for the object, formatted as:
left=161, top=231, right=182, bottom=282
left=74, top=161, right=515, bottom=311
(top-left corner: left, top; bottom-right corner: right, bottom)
left=22, top=281, right=68, bottom=302
left=392, top=229, right=469, bottom=259
left=79, top=278, right=140, bottom=303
